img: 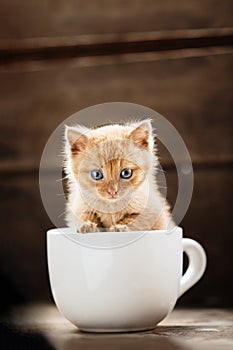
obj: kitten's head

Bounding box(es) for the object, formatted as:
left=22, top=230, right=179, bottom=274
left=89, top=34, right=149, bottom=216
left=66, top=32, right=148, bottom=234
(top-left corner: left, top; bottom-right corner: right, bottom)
left=65, top=120, right=156, bottom=204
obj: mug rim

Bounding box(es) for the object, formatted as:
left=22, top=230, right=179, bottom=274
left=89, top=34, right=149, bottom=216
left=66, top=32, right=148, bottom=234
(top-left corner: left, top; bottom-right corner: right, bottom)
left=47, top=226, right=182, bottom=235
left=47, top=227, right=183, bottom=250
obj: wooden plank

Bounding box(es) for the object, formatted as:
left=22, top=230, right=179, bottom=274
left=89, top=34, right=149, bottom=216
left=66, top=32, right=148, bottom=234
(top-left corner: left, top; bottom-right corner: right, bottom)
left=0, top=168, right=232, bottom=306
left=175, top=169, right=233, bottom=307
left=1, top=28, right=232, bottom=66
left=1, top=306, right=233, bottom=350
left=0, top=0, right=232, bottom=39
left=1, top=46, right=233, bottom=74
left=0, top=53, right=232, bottom=165
left=1, top=28, right=232, bottom=72
left=0, top=176, right=52, bottom=301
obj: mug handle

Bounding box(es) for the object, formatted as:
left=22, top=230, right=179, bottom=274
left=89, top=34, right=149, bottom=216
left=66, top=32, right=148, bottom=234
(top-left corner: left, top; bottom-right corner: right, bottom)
left=179, top=238, right=207, bottom=297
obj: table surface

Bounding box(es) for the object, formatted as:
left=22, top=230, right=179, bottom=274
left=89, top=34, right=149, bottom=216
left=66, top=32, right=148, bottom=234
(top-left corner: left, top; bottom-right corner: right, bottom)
left=1, top=304, right=233, bottom=350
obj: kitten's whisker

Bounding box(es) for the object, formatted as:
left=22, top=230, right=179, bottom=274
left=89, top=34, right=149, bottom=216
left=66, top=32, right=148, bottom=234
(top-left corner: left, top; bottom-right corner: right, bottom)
left=58, top=210, right=66, bottom=218
left=56, top=175, right=69, bottom=182
left=155, top=168, right=166, bottom=173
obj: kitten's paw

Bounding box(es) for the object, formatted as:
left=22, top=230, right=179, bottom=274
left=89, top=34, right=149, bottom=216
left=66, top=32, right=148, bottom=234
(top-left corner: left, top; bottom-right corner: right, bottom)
left=109, top=224, right=129, bottom=232
left=79, top=222, right=100, bottom=233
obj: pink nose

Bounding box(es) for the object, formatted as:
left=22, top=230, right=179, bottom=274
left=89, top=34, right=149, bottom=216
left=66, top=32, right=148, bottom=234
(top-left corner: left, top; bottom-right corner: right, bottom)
left=107, top=188, right=118, bottom=196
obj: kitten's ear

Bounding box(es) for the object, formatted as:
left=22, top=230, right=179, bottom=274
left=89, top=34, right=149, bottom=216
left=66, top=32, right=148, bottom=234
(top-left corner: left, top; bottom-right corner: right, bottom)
left=129, top=120, right=152, bottom=149
left=65, top=125, right=89, bottom=154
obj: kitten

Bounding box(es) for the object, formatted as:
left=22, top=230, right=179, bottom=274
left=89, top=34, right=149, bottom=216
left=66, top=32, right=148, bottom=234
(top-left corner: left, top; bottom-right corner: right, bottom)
left=64, top=120, right=173, bottom=233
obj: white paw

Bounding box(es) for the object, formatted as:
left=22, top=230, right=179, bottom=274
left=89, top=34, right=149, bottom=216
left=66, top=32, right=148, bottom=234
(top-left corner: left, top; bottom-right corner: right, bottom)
left=79, top=222, right=100, bottom=233
left=109, top=224, right=129, bottom=232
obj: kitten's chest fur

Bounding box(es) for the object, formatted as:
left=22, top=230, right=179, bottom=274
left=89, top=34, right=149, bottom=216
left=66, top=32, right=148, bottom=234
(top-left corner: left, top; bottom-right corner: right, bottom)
left=83, top=209, right=139, bottom=229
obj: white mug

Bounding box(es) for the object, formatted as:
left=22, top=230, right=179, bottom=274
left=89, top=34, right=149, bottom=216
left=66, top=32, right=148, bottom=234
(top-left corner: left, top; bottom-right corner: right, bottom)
left=47, top=227, right=206, bottom=332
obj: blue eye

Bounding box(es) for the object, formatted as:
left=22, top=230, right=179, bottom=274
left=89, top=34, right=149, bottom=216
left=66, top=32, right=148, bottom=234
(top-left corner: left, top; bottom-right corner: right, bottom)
left=120, top=168, right=133, bottom=179
left=91, top=169, right=103, bottom=180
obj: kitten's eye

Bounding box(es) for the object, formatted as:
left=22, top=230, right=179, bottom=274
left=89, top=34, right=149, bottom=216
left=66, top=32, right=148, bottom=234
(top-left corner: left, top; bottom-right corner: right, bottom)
left=91, top=169, right=104, bottom=180
left=120, top=168, right=133, bottom=179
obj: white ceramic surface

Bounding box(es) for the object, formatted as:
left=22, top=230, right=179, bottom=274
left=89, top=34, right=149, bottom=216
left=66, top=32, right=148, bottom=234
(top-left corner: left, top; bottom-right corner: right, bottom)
left=47, top=227, right=206, bottom=332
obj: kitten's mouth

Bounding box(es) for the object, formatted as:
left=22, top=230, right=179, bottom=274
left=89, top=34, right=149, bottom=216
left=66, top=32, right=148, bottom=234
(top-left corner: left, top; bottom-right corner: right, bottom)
left=103, top=192, right=120, bottom=200
left=108, top=194, right=118, bottom=200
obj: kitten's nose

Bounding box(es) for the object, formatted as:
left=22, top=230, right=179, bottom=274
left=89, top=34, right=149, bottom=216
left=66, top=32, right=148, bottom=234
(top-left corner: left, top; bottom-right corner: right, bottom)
left=107, top=187, right=118, bottom=196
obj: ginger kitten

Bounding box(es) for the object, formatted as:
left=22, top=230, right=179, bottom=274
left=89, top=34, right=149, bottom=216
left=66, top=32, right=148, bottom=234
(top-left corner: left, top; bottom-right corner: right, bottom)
left=64, top=120, right=173, bottom=233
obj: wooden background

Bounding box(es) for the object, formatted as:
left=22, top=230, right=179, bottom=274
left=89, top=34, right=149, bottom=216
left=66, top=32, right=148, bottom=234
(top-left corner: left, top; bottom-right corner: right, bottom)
left=0, top=1, right=232, bottom=311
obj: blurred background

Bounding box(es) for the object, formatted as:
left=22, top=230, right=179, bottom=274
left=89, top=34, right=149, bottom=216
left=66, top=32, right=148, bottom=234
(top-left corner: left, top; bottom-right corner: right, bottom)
left=0, top=0, right=232, bottom=313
